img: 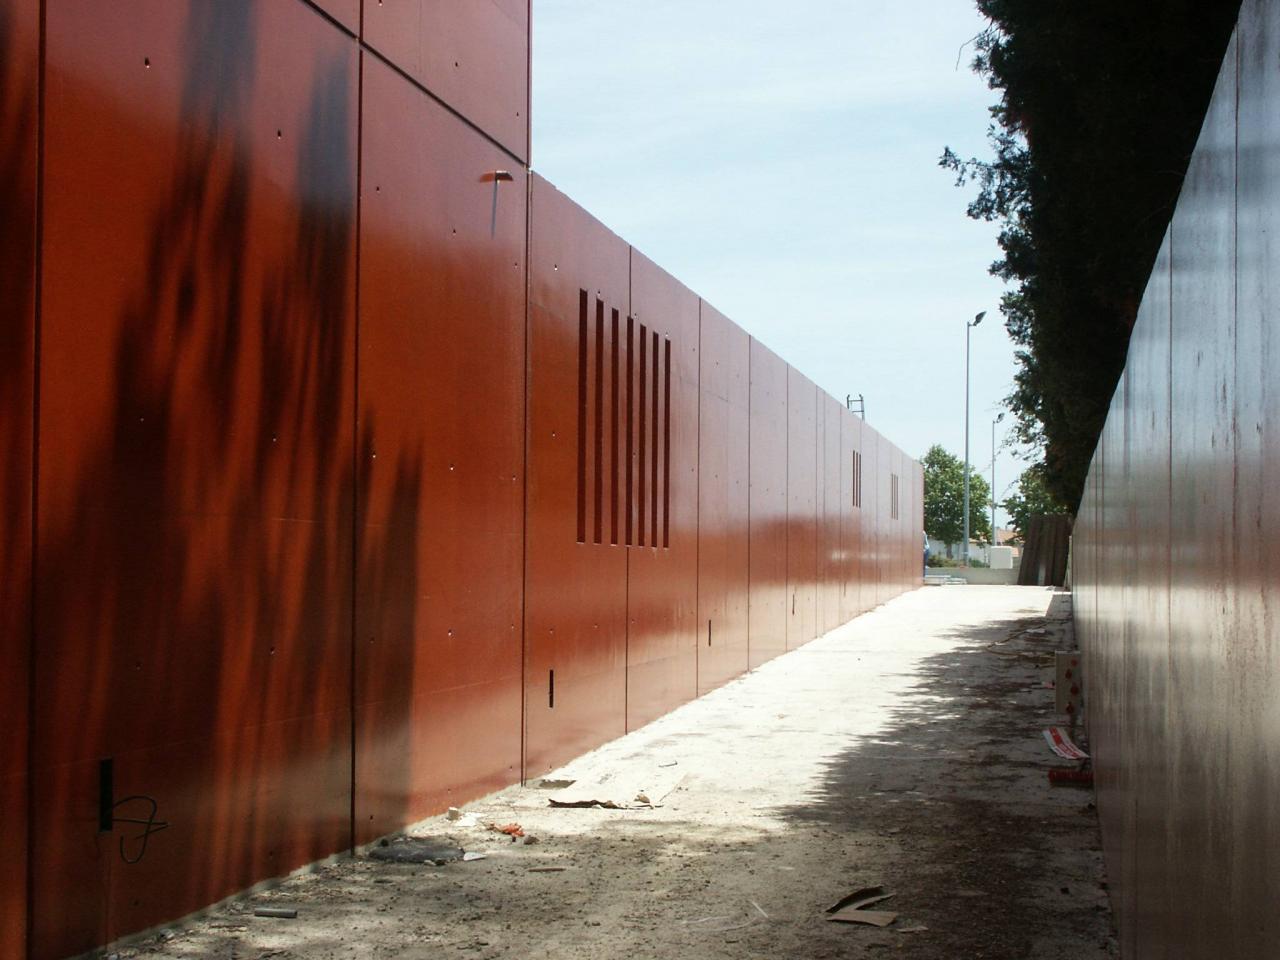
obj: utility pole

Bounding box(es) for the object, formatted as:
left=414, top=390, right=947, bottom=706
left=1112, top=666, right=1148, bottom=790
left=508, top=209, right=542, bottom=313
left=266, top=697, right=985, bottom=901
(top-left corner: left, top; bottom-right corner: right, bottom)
left=991, top=418, right=997, bottom=549
left=963, top=311, right=984, bottom=566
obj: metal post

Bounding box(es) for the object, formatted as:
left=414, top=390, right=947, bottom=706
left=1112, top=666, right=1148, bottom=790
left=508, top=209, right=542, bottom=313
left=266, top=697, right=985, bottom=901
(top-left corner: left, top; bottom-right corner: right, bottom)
left=963, top=312, right=984, bottom=566
left=991, top=418, right=997, bottom=547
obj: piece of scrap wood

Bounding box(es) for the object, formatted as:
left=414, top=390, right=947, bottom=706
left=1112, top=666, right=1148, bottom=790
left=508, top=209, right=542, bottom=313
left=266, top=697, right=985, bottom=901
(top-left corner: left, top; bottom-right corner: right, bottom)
left=826, top=886, right=894, bottom=914
left=828, top=909, right=898, bottom=927
left=547, top=765, right=684, bottom=809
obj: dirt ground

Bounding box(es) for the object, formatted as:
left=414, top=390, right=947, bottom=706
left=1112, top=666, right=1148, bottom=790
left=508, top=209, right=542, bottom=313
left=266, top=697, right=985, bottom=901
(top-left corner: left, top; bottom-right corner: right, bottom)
left=111, top=585, right=1117, bottom=960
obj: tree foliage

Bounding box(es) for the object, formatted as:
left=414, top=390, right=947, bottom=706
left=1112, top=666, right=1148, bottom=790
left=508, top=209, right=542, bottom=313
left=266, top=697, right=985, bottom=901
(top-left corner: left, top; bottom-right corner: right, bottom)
left=942, top=0, right=1241, bottom=509
left=923, top=444, right=992, bottom=549
left=1002, top=461, right=1068, bottom=541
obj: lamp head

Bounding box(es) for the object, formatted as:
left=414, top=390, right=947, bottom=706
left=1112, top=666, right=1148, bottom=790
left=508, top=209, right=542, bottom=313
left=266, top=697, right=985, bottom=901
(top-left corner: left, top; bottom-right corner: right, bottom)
left=972, top=311, right=986, bottom=327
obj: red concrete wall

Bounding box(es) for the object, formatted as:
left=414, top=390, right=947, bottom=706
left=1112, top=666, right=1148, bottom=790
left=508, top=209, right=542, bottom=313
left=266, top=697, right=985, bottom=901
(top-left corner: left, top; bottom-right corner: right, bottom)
left=0, top=1, right=37, bottom=956
left=819, top=394, right=842, bottom=634
left=362, top=0, right=529, bottom=161
left=354, top=54, right=526, bottom=841
left=786, top=370, right=818, bottom=649
left=625, top=251, right=700, bottom=729
left=33, top=3, right=357, bottom=955
left=1075, top=4, right=1280, bottom=955
left=747, top=340, right=790, bottom=668
left=524, top=177, right=630, bottom=778
left=697, top=303, right=751, bottom=694
left=4, top=2, right=922, bottom=955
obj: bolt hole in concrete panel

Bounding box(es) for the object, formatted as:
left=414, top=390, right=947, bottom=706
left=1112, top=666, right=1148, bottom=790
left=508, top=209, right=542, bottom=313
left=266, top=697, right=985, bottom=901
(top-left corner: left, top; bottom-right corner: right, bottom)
left=361, top=0, right=529, bottom=161
left=355, top=55, right=526, bottom=843
left=525, top=177, right=629, bottom=778
left=626, top=250, right=699, bottom=730
left=34, top=1, right=358, bottom=954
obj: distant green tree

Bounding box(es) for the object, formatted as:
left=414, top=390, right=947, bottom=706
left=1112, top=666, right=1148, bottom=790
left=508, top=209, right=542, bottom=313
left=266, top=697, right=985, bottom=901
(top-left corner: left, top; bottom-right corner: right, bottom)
left=923, top=444, right=992, bottom=554
left=1002, top=461, right=1069, bottom=541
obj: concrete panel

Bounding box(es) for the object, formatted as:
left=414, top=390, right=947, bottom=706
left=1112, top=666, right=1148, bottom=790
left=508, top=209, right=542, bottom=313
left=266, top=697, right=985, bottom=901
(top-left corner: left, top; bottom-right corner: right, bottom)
left=1164, top=37, right=1237, bottom=958
left=861, top=423, right=881, bottom=608
left=308, top=0, right=359, bottom=33
left=524, top=176, right=629, bottom=777
left=1121, top=233, right=1172, bottom=960
left=626, top=250, right=699, bottom=729
left=786, top=370, right=818, bottom=648
left=1233, top=5, right=1280, bottom=954
left=362, top=0, right=529, bottom=161
left=696, top=302, right=750, bottom=695
left=34, top=2, right=357, bottom=953
left=748, top=340, right=788, bottom=668
left=0, top=0, right=36, bottom=954
left=355, top=55, right=525, bottom=841
left=819, top=394, right=842, bottom=633
left=838, top=408, right=858, bottom=623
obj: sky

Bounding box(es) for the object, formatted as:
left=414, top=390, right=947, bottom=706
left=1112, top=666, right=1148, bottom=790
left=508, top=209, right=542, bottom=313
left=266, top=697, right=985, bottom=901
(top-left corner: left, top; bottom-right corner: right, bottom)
left=531, top=0, right=1023, bottom=527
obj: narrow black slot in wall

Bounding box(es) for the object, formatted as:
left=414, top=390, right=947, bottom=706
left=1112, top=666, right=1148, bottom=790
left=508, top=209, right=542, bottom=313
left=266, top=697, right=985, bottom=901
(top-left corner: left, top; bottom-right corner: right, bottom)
left=650, top=330, right=659, bottom=548
left=625, top=316, right=635, bottom=546
left=611, top=309, right=620, bottom=544
left=663, top=337, right=672, bottom=548
left=707, top=619, right=712, bottom=647
left=638, top=324, right=648, bottom=545
left=576, top=290, right=588, bottom=543
left=98, top=757, right=114, bottom=833
left=594, top=299, right=605, bottom=543
left=549, top=669, right=555, bottom=709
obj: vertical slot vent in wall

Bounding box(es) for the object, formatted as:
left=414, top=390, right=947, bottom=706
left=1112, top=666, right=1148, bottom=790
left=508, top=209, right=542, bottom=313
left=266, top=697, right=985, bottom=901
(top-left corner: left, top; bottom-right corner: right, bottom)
left=594, top=299, right=605, bottom=544
left=572, top=290, right=676, bottom=550
left=663, top=337, right=672, bottom=547
left=611, top=309, right=621, bottom=545
left=625, top=315, right=635, bottom=546
left=576, top=290, right=588, bottom=543
left=852, top=450, right=862, bottom=509
left=638, top=324, right=648, bottom=546
left=650, top=330, right=660, bottom=548
left=891, top=472, right=899, bottom=520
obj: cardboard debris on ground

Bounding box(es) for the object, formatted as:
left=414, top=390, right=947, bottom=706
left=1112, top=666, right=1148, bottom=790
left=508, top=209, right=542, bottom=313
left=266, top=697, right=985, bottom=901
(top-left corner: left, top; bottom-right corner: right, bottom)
left=546, top=765, right=685, bottom=809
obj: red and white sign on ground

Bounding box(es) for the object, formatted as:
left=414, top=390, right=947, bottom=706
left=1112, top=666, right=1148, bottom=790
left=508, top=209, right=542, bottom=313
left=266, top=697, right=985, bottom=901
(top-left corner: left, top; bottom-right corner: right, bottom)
left=1043, top=726, right=1089, bottom=760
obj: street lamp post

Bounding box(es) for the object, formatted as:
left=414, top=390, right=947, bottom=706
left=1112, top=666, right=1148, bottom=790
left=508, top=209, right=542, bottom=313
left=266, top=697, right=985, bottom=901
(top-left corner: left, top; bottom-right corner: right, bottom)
left=991, top=417, right=998, bottom=548
left=963, top=311, right=985, bottom=566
